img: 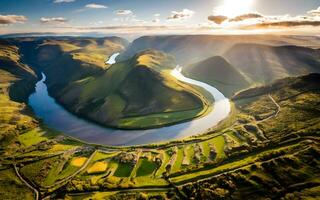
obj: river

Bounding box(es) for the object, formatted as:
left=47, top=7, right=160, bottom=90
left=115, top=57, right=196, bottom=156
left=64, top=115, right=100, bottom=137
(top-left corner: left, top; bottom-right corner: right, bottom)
left=28, top=53, right=231, bottom=146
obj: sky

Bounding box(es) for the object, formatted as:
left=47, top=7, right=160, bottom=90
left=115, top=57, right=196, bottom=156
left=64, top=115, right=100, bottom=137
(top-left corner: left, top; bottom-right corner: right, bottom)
left=0, top=0, right=319, bottom=37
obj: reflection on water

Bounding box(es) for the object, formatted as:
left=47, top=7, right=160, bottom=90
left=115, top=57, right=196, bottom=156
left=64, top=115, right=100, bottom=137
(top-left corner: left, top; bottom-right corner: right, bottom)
left=106, top=52, right=120, bottom=65
left=28, top=54, right=230, bottom=146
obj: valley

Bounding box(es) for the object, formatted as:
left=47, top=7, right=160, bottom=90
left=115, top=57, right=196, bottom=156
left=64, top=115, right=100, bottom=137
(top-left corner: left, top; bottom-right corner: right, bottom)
left=0, top=35, right=319, bottom=199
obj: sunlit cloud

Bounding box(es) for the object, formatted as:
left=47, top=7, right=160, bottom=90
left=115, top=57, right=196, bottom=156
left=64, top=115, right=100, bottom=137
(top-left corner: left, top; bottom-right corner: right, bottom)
left=85, top=3, right=107, bottom=9
left=40, top=17, right=68, bottom=25
left=208, top=15, right=228, bottom=24
left=208, top=6, right=320, bottom=31
left=0, top=15, right=27, bottom=25
left=167, top=9, right=194, bottom=21
left=229, top=13, right=263, bottom=22
left=308, top=7, right=320, bottom=16
left=53, top=0, right=75, bottom=3
left=213, top=0, right=254, bottom=17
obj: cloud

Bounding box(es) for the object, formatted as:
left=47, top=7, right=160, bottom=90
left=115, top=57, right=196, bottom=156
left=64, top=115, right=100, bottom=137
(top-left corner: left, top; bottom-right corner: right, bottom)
left=245, top=20, right=320, bottom=29
left=154, top=13, right=161, bottom=17
left=167, top=9, right=194, bottom=20
left=0, top=15, right=27, bottom=25
left=40, top=17, right=68, bottom=24
left=116, top=10, right=133, bottom=15
left=208, top=5, right=320, bottom=31
left=308, top=7, right=320, bottom=16
left=54, top=0, right=75, bottom=3
left=208, top=15, right=228, bottom=24
left=229, top=13, right=263, bottom=22
left=152, top=19, right=160, bottom=23
left=85, top=3, right=107, bottom=9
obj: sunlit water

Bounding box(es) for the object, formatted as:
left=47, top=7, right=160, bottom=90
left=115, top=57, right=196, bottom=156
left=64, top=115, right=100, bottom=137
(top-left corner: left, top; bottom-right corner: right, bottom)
left=105, top=52, right=120, bottom=65
left=28, top=53, right=231, bottom=146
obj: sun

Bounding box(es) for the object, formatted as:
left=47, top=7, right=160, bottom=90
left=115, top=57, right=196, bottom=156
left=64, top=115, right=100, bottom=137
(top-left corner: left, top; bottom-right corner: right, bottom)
left=214, top=0, right=254, bottom=17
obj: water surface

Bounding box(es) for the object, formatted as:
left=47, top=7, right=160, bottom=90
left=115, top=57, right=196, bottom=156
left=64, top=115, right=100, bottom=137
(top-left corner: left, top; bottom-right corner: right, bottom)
left=106, top=52, right=120, bottom=65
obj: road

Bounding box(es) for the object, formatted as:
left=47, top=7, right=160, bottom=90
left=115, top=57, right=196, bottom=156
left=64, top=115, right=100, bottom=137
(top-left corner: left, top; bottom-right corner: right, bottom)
left=269, top=94, right=281, bottom=117
left=13, top=164, right=39, bottom=200
left=259, top=94, right=281, bottom=122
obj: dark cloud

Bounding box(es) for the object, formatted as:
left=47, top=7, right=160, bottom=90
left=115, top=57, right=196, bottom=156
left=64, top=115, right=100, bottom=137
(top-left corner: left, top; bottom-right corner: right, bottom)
left=207, top=15, right=228, bottom=24
left=40, top=17, right=68, bottom=24
left=244, top=20, right=320, bottom=29
left=0, top=15, right=27, bottom=25
left=167, top=9, right=194, bottom=20
left=116, top=10, right=133, bottom=15
left=229, top=13, right=263, bottom=22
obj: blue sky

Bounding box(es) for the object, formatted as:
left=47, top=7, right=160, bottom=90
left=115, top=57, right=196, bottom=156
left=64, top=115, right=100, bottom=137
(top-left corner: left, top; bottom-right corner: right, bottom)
left=0, top=0, right=319, bottom=36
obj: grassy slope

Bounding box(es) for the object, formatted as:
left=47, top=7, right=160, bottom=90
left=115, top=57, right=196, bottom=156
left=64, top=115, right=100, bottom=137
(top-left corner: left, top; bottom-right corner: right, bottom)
left=59, top=49, right=209, bottom=129
left=184, top=56, right=250, bottom=97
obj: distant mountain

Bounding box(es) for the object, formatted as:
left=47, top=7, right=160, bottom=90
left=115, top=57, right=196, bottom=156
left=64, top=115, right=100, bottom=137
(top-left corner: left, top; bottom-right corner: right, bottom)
left=184, top=56, right=250, bottom=97
left=119, top=35, right=320, bottom=66
left=224, top=44, right=320, bottom=84
left=59, top=50, right=207, bottom=129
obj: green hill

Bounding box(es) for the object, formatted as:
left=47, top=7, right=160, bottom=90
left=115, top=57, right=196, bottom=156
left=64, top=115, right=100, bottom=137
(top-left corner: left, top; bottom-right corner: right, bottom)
left=59, top=50, right=209, bottom=129
left=183, top=56, right=250, bottom=97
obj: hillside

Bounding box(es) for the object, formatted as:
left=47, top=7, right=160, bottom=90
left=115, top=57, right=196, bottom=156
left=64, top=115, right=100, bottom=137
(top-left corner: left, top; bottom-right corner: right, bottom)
left=59, top=50, right=209, bottom=129
left=15, top=37, right=129, bottom=94
left=0, top=39, right=38, bottom=154
left=183, top=56, right=250, bottom=97
left=224, top=44, right=320, bottom=84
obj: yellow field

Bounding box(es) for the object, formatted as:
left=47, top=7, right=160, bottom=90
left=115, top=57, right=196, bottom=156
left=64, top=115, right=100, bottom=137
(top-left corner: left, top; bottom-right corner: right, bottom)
left=87, top=162, right=108, bottom=174
left=71, top=157, right=87, bottom=167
